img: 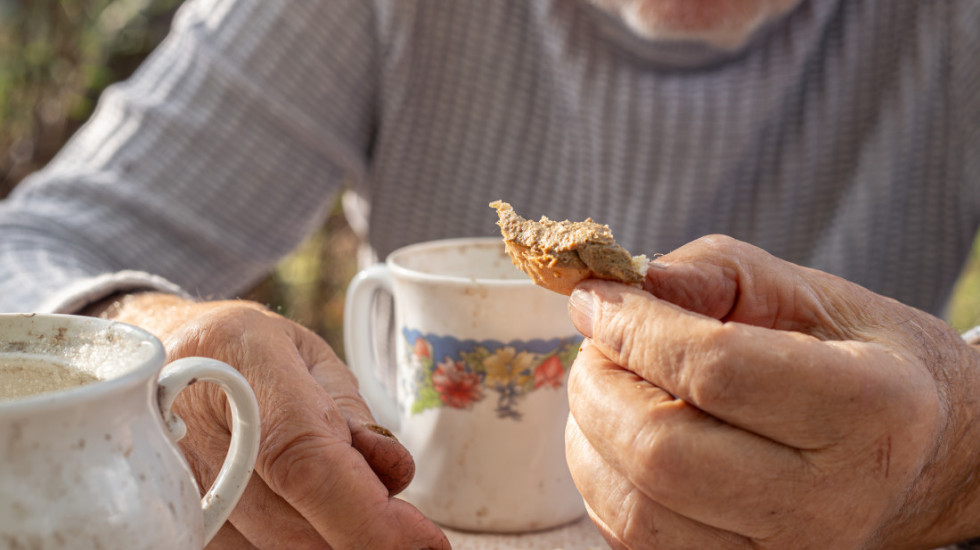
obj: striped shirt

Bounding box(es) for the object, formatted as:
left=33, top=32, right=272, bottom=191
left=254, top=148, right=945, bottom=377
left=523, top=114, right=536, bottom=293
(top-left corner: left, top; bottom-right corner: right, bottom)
left=1, top=1, right=979, bottom=547
left=1, top=0, right=979, bottom=318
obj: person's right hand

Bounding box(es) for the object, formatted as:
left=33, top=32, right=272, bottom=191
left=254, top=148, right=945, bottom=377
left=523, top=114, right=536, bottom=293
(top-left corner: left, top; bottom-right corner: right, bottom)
left=102, top=292, right=449, bottom=550
left=564, top=235, right=980, bottom=550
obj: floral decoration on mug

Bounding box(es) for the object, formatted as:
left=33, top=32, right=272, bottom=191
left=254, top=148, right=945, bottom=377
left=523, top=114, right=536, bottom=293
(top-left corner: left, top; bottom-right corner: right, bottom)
left=403, top=329, right=582, bottom=420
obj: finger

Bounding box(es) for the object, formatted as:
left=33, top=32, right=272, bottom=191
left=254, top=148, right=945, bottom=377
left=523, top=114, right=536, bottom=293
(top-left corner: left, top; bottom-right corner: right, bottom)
left=187, top=425, right=431, bottom=550
left=567, top=343, right=803, bottom=537
left=228, top=466, right=331, bottom=548
left=348, top=419, right=414, bottom=495
left=645, top=238, right=973, bottom=387
left=174, top=386, right=336, bottom=549
left=296, top=325, right=414, bottom=495
left=293, top=322, right=376, bottom=426
left=246, top=337, right=449, bottom=549
left=566, top=413, right=756, bottom=549
left=569, top=282, right=902, bottom=447
left=168, top=308, right=449, bottom=549
left=641, top=234, right=882, bottom=340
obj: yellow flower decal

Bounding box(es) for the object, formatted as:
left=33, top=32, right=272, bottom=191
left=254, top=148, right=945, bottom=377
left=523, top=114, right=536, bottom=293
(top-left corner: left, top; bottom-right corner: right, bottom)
left=404, top=329, right=582, bottom=419
left=482, top=346, right=535, bottom=389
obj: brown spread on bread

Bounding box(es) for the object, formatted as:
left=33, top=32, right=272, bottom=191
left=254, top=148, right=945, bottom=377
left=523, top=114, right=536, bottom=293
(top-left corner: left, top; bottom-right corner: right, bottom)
left=490, top=200, right=648, bottom=295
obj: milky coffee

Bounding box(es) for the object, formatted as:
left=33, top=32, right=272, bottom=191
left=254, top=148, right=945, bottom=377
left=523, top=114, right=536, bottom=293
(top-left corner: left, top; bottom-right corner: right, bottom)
left=0, top=355, right=98, bottom=400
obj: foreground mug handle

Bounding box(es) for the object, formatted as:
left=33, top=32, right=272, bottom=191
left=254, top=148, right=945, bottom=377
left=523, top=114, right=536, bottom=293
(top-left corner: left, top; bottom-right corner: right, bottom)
left=157, top=358, right=261, bottom=545
left=343, top=263, right=401, bottom=430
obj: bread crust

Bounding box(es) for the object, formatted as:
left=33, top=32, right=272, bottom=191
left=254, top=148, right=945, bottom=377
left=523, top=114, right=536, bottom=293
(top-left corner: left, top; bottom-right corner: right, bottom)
left=491, top=201, right=648, bottom=295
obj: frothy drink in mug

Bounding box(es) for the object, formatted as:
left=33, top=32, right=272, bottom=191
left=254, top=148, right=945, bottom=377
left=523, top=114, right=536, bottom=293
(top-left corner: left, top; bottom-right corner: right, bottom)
left=0, top=356, right=99, bottom=400
left=0, top=313, right=261, bottom=550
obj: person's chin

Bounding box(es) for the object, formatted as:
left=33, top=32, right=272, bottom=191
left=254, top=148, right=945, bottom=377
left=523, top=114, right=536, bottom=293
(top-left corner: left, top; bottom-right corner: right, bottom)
left=620, top=16, right=764, bottom=50
left=589, top=0, right=799, bottom=51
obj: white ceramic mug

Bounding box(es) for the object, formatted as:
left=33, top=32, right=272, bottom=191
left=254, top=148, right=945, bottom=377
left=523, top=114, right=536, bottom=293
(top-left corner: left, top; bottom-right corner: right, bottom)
left=0, top=313, right=260, bottom=549
left=344, top=237, right=586, bottom=533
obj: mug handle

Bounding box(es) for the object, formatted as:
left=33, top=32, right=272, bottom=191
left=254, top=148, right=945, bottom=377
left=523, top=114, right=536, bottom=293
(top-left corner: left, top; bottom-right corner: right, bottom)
left=157, top=357, right=261, bottom=545
left=343, top=263, right=401, bottom=430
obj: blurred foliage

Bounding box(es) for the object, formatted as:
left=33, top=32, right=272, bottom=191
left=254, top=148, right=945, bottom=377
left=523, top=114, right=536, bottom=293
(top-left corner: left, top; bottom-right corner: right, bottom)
left=948, top=238, right=980, bottom=333
left=0, top=0, right=978, bottom=352
left=0, top=0, right=358, bottom=355
left=245, top=211, right=359, bottom=358
left=0, top=0, right=182, bottom=194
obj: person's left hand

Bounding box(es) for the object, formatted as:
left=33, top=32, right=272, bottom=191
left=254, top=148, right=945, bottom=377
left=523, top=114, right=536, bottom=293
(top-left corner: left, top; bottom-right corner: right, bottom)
left=100, top=293, right=449, bottom=550
left=565, top=235, right=980, bottom=550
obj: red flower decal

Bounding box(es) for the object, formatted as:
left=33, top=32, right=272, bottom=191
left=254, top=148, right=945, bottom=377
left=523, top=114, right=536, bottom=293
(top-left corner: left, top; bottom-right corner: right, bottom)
left=534, top=355, right=565, bottom=389
left=432, top=357, right=483, bottom=409
left=413, top=337, right=432, bottom=359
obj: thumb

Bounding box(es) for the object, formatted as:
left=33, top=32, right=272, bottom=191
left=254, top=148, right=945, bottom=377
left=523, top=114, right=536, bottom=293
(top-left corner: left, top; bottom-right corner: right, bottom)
left=642, top=234, right=879, bottom=340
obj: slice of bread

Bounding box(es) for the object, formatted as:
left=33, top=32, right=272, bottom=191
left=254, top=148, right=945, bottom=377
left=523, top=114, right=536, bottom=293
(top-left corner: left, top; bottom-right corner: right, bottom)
left=491, top=201, right=649, bottom=295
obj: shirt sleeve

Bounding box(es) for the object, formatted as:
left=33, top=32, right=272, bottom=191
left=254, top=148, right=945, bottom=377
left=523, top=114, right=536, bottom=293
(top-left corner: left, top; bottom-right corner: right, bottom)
left=0, top=0, right=379, bottom=313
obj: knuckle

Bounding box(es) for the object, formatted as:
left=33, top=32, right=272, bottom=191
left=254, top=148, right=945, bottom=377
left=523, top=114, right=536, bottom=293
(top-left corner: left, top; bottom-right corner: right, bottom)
left=685, top=323, right=740, bottom=407
left=617, top=494, right=660, bottom=547
left=604, top=306, right=658, bottom=371
left=613, top=324, right=642, bottom=369
left=697, top=233, right=739, bottom=251
left=692, top=234, right=763, bottom=274
left=259, top=421, right=335, bottom=503
left=165, top=304, right=276, bottom=359
left=693, top=234, right=754, bottom=265
left=202, top=303, right=274, bottom=336
left=633, top=420, right=689, bottom=488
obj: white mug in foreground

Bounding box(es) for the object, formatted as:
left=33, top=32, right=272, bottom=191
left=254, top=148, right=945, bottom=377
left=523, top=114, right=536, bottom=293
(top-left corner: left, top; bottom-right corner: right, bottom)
left=0, top=314, right=261, bottom=549
left=344, top=237, right=586, bottom=533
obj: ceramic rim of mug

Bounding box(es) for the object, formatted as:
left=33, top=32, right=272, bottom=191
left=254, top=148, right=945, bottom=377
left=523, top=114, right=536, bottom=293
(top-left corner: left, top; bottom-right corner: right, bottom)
left=0, top=313, right=165, bottom=413
left=386, top=237, right=534, bottom=287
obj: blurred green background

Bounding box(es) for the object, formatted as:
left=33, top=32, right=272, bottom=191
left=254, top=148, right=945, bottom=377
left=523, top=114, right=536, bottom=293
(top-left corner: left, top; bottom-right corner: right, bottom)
left=2, top=0, right=979, bottom=348
left=0, top=0, right=357, bottom=355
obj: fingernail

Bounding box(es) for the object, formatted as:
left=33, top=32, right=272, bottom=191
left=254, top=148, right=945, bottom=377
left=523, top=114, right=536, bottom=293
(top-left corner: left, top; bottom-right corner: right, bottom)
left=365, top=423, right=398, bottom=441
left=568, top=289, right=595, bottom=338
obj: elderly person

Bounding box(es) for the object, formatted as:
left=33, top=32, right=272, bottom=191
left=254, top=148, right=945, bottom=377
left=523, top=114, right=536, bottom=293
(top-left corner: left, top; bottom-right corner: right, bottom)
left=1, top=0, right=978, bottom=548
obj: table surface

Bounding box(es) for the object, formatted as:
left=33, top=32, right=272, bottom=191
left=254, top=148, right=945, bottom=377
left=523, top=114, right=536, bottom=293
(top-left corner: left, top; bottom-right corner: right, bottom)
left=442, top=516, right=608, bottom=550
left=442, top=519, right=974, bottom=550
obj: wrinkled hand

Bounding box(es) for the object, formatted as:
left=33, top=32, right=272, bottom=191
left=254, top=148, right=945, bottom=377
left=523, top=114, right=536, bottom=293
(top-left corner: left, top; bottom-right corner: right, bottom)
left=105, top=293, right=448, bottom=550
left=565, top=235, right=980, bottom=550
